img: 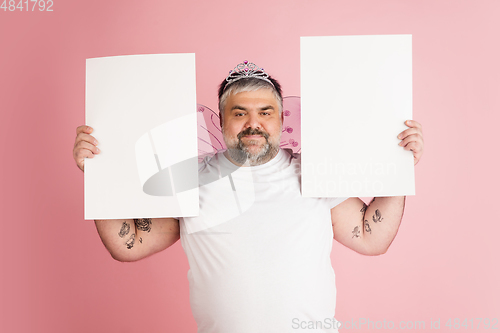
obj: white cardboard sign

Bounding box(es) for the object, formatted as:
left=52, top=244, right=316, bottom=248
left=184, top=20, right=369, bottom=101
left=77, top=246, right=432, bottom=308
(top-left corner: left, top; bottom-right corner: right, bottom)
left=300, top=35, right=415, bottom=197
left=85, top=53, right=199, bottom=220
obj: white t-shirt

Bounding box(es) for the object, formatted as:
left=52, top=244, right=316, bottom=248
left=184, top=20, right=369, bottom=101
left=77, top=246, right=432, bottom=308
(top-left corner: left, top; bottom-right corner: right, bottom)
left=180, top=149, right=347, bottom=332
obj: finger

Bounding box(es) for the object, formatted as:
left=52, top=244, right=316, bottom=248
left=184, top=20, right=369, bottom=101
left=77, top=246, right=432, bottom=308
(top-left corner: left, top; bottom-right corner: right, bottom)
left=74, top=149, right=95, bottom=172
left=74, top=132, right=99, bottom=148
left=404, top=141, right=424, bottom=165
left=404, top=120, right=422, bottom=130
left=74, top=141, right=100, bottom=156
left=414, top=151, right=423, bottom=165
left=74, top=141, right=100, bottom=172
left=76, top=125, right=93, bottom=135
left=75, top=148, right=96, bottom=161
left=397, top=128, right=422, bottom=140
left=403, top=141, right=420, bottom=153
left=398, top=133, right=422, bottom=147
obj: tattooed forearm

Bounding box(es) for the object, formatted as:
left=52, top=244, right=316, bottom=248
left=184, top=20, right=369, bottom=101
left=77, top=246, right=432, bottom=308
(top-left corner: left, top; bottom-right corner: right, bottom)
left=134, top=218, right=152, bottom=233
left=360, top=203, right=368, bottom=214
left=364, top=220, right=372, bottom=234
left=125, top=233, right=136, bottom=249
left=351, top=226, right=360, bottom=238
left=372, top=209, right=384, bottom=223
left=118, top=222, right=131, bottom=238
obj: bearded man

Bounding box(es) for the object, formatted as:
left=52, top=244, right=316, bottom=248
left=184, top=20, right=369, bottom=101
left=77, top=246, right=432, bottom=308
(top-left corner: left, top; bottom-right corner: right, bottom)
left=73, top=61, right=424, bottom=332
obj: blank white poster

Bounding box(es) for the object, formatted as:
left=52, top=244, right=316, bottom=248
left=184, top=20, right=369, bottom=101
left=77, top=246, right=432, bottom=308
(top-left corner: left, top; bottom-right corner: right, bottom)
left=300, top=35, right=415, bottom=197
left=85, top=53, right=199, bottom=220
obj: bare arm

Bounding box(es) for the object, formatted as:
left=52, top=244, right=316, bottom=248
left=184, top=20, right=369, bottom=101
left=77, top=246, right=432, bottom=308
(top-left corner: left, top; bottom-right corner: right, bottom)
left=331, top=197, right=405, bottom=255
left=73, top=125, right=180, bottom=261
left=94, top=218, right=180, bottom=262
left=330, top=119, right=424, bottom=255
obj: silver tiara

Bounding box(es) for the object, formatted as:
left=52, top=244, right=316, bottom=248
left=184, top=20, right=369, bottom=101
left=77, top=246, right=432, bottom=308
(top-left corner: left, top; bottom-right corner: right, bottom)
left=225, top=60, right=274, bottom=88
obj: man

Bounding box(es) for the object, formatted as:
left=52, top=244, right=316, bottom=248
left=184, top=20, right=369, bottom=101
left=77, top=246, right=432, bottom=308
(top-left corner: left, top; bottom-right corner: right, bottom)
left=73, top=61, right=424, bottom=332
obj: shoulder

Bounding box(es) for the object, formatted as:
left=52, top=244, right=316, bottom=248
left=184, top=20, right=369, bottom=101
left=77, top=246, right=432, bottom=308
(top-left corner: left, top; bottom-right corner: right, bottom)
left=197, top=151, right=231, bottom=186
left=282, top=148, right=301, bottom=163
left=198, top=151, right=223, bottom=173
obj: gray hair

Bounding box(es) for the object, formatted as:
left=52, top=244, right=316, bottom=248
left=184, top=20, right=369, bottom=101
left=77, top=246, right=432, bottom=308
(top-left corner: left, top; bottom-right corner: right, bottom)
left=218, top=77, right=283, bottom=122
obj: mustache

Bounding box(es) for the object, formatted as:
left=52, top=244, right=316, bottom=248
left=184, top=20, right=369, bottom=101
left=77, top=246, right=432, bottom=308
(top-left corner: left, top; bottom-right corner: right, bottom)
left=237, top=128, right=270, bottom=140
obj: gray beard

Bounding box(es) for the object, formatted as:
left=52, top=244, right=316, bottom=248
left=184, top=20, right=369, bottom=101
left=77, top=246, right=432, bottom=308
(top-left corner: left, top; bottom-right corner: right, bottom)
left=224, top=128, right=280, bottom=166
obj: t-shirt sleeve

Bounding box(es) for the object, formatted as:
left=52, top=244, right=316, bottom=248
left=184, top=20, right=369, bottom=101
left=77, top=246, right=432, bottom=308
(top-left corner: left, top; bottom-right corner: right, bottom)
left=294, top=152, right=349, bottom=209
left=327, top=197, right=350, bottom=209
left=169, top=157, right=210, bottom=221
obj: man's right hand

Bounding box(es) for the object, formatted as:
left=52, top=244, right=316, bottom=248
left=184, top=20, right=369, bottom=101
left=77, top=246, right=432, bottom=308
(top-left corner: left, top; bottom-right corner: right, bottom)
left=73, top=125, right=100, bottom=171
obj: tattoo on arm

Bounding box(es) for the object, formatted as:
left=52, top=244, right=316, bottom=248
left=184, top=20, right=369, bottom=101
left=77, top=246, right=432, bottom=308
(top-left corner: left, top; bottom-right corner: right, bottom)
left=118, top=222, right=131, bottom=238
left=139, top=237, right=143, bottom=244
left=125, top=233, right=136, bottom=250
left=134, top=218, right=152, bottom=233
left=351, top=226, right=360, bottom=238
left=360, top=203, right=368, bottom=214
left=372, top=209, right=384, bottom=223
left=364, top=220, right=372, bottom=234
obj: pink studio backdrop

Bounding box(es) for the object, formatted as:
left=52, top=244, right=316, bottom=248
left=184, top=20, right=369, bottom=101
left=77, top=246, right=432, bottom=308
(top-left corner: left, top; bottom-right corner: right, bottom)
left=1, top=0, right=499, bottom=332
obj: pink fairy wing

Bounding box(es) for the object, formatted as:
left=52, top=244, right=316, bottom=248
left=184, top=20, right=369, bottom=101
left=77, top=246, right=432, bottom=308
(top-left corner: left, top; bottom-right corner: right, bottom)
left=197, top=104, right=225, bottom=162
left=280, top=96, right=301, bottom=154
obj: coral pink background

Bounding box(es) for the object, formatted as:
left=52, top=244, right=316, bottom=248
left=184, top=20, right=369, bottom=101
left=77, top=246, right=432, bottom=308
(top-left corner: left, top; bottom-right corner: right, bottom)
left=1, top=0, right=499, bottom=332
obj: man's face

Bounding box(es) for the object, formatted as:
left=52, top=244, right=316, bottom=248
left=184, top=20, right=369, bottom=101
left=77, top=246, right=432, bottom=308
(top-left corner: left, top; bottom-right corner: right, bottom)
left=222, top=89, right=282, bottom=166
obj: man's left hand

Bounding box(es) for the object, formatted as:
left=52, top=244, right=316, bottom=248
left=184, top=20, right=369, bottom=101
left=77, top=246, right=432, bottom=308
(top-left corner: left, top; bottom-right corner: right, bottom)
left=397, top=120, right=424, bottom=165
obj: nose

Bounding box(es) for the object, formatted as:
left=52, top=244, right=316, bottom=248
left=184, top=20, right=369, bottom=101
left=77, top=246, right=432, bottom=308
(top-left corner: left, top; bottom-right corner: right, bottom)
left=244, top=112, right=261, bottom=130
